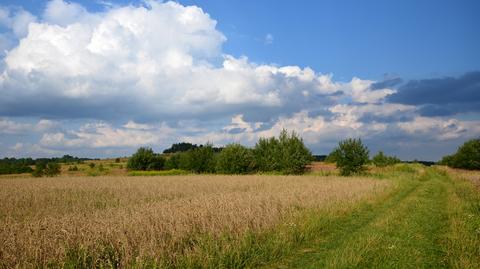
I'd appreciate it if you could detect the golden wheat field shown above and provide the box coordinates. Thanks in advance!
[0,175,390,267]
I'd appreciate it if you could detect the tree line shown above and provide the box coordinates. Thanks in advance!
[0,155,93,175]
[127,130,314,175]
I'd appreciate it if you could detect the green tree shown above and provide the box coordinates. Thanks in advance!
[127,147,165,171]
[44,162,61,177]
[254,129,312,174]
[32,162,61,177]
[216,143,255,174]
[253,137,281,172]
[330,138,369,176]
[277,130,313,174]
[441,138,480,170]
[181,144,217,173]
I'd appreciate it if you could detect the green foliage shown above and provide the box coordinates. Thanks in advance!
[440,138,480,170]
[330,138,369,176]
[179,144,217,173]
[32,162,61,177]
[254,129,313,174]
[88,163,95,169]
[127,147,165,171]
[164,153,182,170]
[254,137,281,172]
[216,144,255,174]
[372,151,401,167]
[163,142,199,153]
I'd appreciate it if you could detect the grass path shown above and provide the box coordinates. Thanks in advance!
[264,167,479,269]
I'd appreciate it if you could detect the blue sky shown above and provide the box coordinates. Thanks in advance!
[0,0,479,160]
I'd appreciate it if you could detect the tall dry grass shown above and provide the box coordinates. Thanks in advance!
[0,175,390,267]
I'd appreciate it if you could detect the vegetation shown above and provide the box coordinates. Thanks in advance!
[216,143,255,174]
[163,142,199,153]
[127,147,165,171]
[0,173,388,268]
[372,151,401,167]
[1,166,479,268]
[0,155,90,175]
[253,130,313,174]
[179,143,217,173]
[329,138,370,176]
[31,162,61,177]
[135,130,312,175]
[440,138,480,170]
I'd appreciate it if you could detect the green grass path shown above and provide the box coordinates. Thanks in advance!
[264,167,480,269]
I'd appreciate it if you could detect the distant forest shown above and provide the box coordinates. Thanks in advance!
[0,155,93,175]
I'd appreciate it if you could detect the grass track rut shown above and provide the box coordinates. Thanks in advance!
[268,168,455,269]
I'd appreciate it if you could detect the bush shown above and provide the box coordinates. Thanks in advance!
[216,144,255,174]
[254,137,281,172]
[178,144,217,173]
[32,162,61,177]
[329,138,369,176]
[372,151,401,167]
[68,165,79,171]
[254,129,312,174]
[440,138,480,170]
[164,153,182,170]
[44,162,61,177]
[127,147,165,171]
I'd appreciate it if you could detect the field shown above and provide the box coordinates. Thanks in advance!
[0,164,479,268]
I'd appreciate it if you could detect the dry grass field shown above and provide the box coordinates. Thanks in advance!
[0,174,390,268]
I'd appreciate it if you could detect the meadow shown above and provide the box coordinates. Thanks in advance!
[0,164,479,268]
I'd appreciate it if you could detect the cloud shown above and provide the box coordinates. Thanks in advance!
[39,121,174,149]
[0,6,37,38]
[397,116,480,140]
[0,0,385,123]
[264,33,274,45]
[387,71,480,116]
[0,118,59,134]
[0,0,479,161]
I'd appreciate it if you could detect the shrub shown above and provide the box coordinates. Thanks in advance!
[127,147,165,171]
[254,129,312,174]
[32,162,46,177]
[179,144,217,173]
[88,163,95,169]
[44,162,61,177]
[164,153,182,170]
[216,144,255,174]
[68,165,79,171]
[254,137,281,172]
[277,130,313,174]
[372,151,401,167]
[32,162,61,177]
[440,138,480,170]
[330,138,369,176]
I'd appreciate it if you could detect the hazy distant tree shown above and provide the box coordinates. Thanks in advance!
[372,151,401,167]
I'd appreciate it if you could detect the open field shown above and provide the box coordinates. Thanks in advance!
[0,165,479,268]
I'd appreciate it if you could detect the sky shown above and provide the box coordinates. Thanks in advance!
[0,0,479,161]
